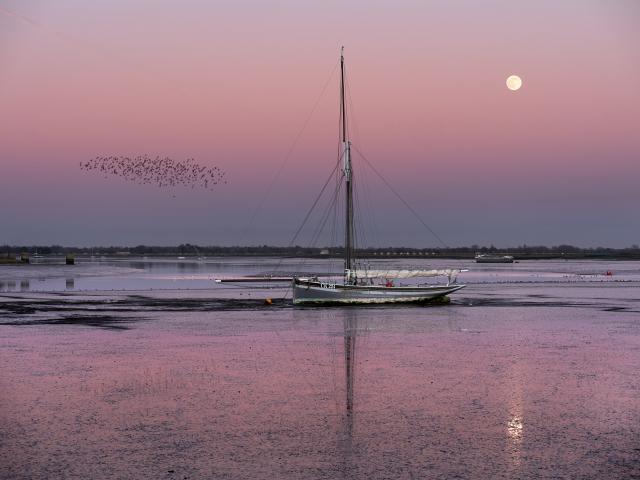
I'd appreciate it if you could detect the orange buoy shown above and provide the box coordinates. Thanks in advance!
[264,298,273,305]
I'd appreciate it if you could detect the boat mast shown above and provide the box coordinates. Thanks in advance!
[341,47,354,283]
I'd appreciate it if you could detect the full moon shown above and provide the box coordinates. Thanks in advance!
[506,75,522,91]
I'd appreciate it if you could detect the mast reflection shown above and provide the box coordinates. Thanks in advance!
[343,309,358,436]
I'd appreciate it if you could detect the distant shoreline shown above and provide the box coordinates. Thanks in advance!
[2,244,640,261]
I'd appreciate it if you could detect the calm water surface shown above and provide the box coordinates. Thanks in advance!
[1,258,639,479]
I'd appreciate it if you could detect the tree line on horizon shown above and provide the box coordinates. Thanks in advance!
[2,243,640,259]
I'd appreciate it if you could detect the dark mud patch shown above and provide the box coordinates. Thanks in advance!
[459,297,585,308]
[2,294,638,330]
[603,306,629,312]
[0,303,40,315]
[121,297,291,312]
[457,297,639,313]
[0,297,292,328]
[1,314,138,330]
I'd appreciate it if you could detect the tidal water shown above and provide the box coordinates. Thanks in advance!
[1,258,639,479]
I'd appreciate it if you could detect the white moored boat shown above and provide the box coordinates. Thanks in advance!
[217,49,465,305]
[291,49,464,305]
[292,277,464,305]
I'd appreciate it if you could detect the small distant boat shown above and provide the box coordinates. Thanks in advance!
[475,253,514,263]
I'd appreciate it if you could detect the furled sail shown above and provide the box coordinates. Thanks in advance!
[353,269,460,280]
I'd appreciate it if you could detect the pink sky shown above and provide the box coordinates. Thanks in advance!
[1,1,639,247]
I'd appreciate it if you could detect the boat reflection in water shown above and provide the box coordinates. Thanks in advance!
[334,308,362,471]
[342,310,358,439]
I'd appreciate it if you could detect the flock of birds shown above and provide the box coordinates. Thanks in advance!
[80,155,226,191]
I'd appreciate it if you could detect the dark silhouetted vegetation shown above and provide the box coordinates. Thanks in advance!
[1,244,640,260]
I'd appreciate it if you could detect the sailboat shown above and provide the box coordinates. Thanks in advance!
[217,48,465,305]
[291,49,464,305]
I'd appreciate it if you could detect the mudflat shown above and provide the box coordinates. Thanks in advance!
[1,259,639,479]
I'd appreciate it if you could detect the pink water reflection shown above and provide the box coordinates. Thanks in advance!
[1,300,639,478]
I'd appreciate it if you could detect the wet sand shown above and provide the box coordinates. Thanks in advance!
[1,262,640,479]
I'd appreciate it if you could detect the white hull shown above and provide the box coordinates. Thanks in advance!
[292,278,465,305]
[217,52,468,308]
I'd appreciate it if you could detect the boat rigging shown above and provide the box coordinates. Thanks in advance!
[218,48,465,304]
